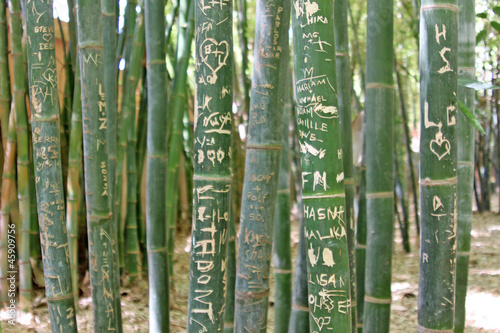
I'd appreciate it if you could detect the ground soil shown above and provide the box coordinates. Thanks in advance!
[1,196,499,332]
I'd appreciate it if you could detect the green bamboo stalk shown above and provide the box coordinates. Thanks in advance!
[234,1,290,331]
[145,0,169,327]
[186,0,232,330]
[395,64,420,237]
[363,0,395,330]
[124,9,145,283]
[8,0,32,310]
[292,1,352,331]
[236,0,249,117]
[355,158,366,333]
[166,0,193,284]
[29,130,43,288]
[272,74,292,333]
[334,0,357,329]
[418,0,458,331]
[455,0,475,331]
[75,0,123,328]
[288,199,310,332]
[25,0,78,329]
[66,53,83,305]
[0,0,10,151]
[0,110,15,305]
[136,72,148,273]
[114,0,138,274]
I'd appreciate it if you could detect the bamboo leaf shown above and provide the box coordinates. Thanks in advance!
[458,78,500,90]
[476,12,487,18]
[476,29,487,44]
[493,7,500,16]
[457,99,486,135]
[491,21,500,32]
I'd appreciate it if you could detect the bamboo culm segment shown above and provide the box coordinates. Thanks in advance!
[66,55,83,304]
[25,0,78,330]
[418,1,458,332]
[0,0,10,148]
[8,0,32,309]
[124,10,145,283]
[292,1,351,331]
[363,0,395,330]
[455,0,475,331]
[355,162,367,333]
[234,1,290,331]
[145,0,169,327]
[272,77,292,333]
[288,199,310,333]
[334,0,357,329]
[187,0,233,330]
[76,0,122,328]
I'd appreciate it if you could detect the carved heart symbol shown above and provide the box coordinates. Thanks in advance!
[430,133,450,160]
[199,38,229,84]
[42,33,53,42]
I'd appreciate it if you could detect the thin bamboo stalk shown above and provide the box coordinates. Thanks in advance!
[8,0,32,309]
[334,0,357,329]
[272,81,292,333]
[25,0,78,329]
[0,110,16,305]
[418,0,458,330]
[66,53,82,305]
[288,199,310,332]
[0,0,10,150]
[355,159,367,333]
[124,10,145,283]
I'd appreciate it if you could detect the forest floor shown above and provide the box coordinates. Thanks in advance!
[1,195,499,332]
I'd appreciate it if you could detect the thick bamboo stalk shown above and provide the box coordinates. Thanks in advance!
[292,1,352,331]
[418,0,458,331]
[334,0,357,329]
[76,0,123,328]
[8,0,32,310]
[25,0,78,329]
[363,0,395,329]
[455,0,475,330]
[0,110,16,305]
[272,75,292,333]
[288,199,310,333]
[186,0,232,330]
[145,0,169,327]
[234,1,290,331]
[0,0,10,150]
[66,54,82,304]
[124,10,145,283]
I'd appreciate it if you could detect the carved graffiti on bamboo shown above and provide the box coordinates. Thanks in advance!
[198,38,229,84]
[435,24,452,74]
[424,101,452,160]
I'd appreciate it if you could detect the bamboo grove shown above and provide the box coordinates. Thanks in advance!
[0,0,498,332]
